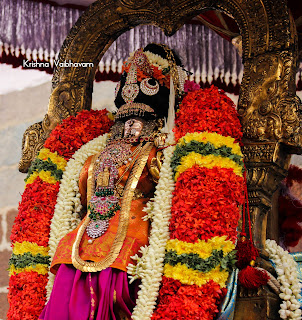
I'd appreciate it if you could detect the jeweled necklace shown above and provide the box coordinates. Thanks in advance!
[86,139,142,241]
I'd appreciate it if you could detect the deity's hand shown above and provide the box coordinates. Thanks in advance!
[124,118,144,138]
[149,150,164,183]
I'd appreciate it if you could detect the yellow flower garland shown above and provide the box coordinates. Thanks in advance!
[174,152,243,180]
[25,170,58,185]
[13,241,49,256]
[9,264,49,276]
[166,236,235,259]
[164,264,229,288]
[38,148,67,171]
[178,132,242,156]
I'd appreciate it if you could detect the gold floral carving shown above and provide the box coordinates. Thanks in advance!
[238,51,302,150]
[242,142,291,248]
[19,121,45,173]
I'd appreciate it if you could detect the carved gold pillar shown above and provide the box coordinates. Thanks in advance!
[242,142,291,249]
[233,142,291,320]
[234,32,301,320]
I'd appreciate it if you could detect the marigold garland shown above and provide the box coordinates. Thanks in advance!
[152,277,226,320]
[174,86,242,142]
[174,152,243,180]
[166,236,235,258]
[25,158,63,183]
[178,132,242,155]
[152,86,244,320]
[37,148,67,170]
[13,241,49,256]
[7,272,48,320]
[164,264,230,288]
[8,109,113,320]
[25,170,58,185]
[9,264,49,276]
[171,139,243,176]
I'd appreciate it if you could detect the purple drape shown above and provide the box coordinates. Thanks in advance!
[39,264,136,320]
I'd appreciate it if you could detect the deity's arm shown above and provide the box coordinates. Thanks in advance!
[148,133,167,183]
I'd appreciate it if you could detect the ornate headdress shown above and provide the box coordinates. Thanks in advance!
[114,43,186,129]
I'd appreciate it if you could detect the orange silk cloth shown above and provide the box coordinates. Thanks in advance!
[50,146,157,274]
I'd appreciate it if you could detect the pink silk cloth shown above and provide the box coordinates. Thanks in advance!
[39,264,136,320]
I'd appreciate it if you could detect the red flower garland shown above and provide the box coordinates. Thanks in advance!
[174,86,242,142]
[153,277,226,320]
[170,166,244,243]
[8,109,113,320]
[8,272,48,320]
[11,178,60,246]
[153,86,244,319]
[44,109,113,160]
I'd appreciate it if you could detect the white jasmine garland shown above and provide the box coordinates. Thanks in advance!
[128,135,175,320]
[144,51,170,70]
[46,133,108,299]
[265,239,302,320]
[127,50,169,70]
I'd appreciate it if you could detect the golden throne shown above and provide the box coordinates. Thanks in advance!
[19,1,302,319]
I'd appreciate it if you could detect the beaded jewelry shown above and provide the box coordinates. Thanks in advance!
[114,81,121,98]
[121,83,140,103]
[86,139,142,240]
[115,102,156,120]
[122,64,140,103]
[140,78,160,96]
[132,49,153,76]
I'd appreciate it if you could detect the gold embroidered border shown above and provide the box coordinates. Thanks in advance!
[72,142,154,272]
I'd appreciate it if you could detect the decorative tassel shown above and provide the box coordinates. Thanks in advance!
[235,236,259,270]
[235,169,270,289]
[238,266,270,289]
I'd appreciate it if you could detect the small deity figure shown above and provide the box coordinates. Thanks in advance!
[39,43,185,320]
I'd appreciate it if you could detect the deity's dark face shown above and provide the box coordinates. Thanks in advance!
[123,118,144,138]
[114,44,183,122]
[114,47,171,121]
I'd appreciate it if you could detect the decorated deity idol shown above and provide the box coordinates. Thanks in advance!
[38,43,186,320]
[9,43,249,320]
